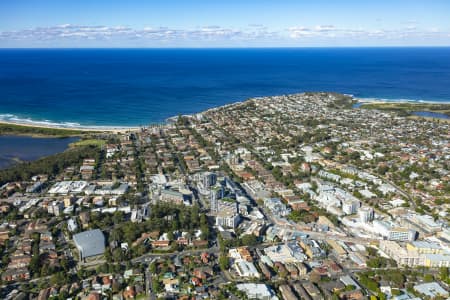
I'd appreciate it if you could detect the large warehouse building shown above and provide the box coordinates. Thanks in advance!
[73,229,105,261]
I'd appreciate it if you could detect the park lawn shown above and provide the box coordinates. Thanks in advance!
[0,123,87,137]
[360,102,450,116]
[70,139,106,147]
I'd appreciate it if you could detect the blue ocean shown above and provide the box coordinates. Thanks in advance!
[0,48,449,127]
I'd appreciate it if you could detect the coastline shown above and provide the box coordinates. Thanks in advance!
[356,97,450,105]
[1,94,450,133]
[0,120,139,134]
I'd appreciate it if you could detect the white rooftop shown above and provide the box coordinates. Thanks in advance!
[236,283,278,300]
[414,282,448,298]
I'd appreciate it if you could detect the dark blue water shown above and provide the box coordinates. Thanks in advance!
[0,48,449,126]
[0,136,79,169]
[412,111,450,119]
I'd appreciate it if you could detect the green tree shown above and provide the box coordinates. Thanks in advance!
[167,230,175,241]
[345,285,356,291]
[60,257,70,272]
[149,262,157,274]
[424,273,434,282]
[50,272,66,286]
[440,267,449,280]
[377,292,387,300]
[219,255,230,271]
[112,248,124,262]
[240,234,259,246]
[152,277,162,293]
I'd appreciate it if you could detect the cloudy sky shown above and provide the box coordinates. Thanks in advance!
[1,0,449,47]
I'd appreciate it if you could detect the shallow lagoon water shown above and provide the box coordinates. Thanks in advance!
[0,135,79,169]
[411,111,450,119]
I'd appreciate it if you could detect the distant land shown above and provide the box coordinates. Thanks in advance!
[1,47,450,127]
[1,91,449,170]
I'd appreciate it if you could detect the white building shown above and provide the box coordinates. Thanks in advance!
[48,201,64,216]
[209,186,223,213]
[373,220,391,237]
[236,283,279,300]
[264,243,307,263]
[414,282,449,298]
[215,201,241,228]
[412,215,442,233]
[358,207,374,223]
[388,227,417,242]
[48,181,88,195]
[342,199,360,215]
[359,189,376,199]
[379,240,423,267]
[234,260,260,278]
[216,212,241,228]
[67,218,78,232]
[264,198,291,217]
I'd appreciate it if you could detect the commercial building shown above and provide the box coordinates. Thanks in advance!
[388,227,417,242]
[381,240,450,268]
[209,185,223,213]
[422,253,450,267]
[411,215,442,233]
[26,181,43,193]
[48,181,88,195]
[299,239,326,258]
[234,260,260,278]
[215,200,241,228]
[236,283,278,300]
[160,188,192,205]
[73,229,105,261]
[48,201,64,216]
[358,207,374,223]
[380,241,423,267]
[407,241,443,254]
[264,198,291,217]
[414,282,449,298]
[216,210,240,228]
[373,220,417,241]
[342,199,360,215]
[202,172,217,189]
[264,243,307,263]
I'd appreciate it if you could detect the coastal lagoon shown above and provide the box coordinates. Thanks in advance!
[412,111,450,119]
[0,136,79,169]
[0,48,450,127]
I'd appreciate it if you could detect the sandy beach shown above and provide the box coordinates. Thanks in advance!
[0,120,140,133]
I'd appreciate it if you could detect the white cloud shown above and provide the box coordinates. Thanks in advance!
[0,23,448,46]
[429,27,440,33]
[288,27,313,38]
[314,25,336,32]
[0,24,275,43]
[286,24,450,41]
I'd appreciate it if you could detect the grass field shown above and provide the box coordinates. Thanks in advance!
[0,123,88,137]
[69,139,106,147]
[360,102,450,117]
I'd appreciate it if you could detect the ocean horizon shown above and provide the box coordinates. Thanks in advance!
[1,47,450,127]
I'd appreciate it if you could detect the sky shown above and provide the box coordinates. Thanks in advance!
[0,0,449,47]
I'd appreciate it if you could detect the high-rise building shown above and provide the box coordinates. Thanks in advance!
[210,186,223,213]
[358,207,374,223]
[216,200,240,228]
[202,172,217,189]
[342,199,360,215]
